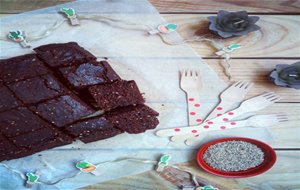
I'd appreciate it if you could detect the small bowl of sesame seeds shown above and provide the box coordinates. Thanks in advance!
[196,137,276,178]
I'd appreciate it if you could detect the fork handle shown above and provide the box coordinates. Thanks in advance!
[205,101,238,121]
[185,92,202,126]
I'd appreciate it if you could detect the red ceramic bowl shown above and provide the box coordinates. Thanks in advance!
[196,137,277,178]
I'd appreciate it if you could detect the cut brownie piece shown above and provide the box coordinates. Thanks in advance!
[34,42,96,67]
[64,116,122,143]
[10,127,73,151]
[88,80,145,111]
[0,107,48,137]
[0,54,49,83]
[31,95,94,127]
[0,84,21,112]
[0,134,24,161]
[8,74,69,104]
[58,60,120,89]
[104,104,159,134]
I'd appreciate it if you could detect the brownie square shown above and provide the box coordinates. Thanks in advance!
[104,104,159,134]
[8,74,69,104]
[0,84,21,112]
[31,95,94,127]
[64,116,122,143]
[0,107,48,137]
[10,127,73,150]
[34,42,96,67]
[0,135,24,161]
[88,80,145,111]
[0,54,49,83]
[58,60,120,89]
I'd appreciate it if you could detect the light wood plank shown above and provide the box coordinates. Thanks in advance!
[1,0,300,14]
[0,0,73,13]
[82,151,300,190]
[150,0,300,13]
[162,14,300,58]
[206,59,300,102]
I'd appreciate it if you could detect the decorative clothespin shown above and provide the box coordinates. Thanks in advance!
[155,154,171,172]
[215,43,241,56]
[76,161,100,176]
[25,172,40,188]
[8,30,30,48]
[148,23,177,35]
[60,8,79,25]
[182,185,219,190]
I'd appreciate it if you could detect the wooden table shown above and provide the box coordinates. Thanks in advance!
[1,0,299,189]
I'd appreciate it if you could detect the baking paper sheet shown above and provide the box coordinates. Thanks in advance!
[0,1,273,189]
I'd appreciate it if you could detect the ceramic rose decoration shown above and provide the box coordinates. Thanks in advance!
[208,10,260,38]
[269,62,300,89]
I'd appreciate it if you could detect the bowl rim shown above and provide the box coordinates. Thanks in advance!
[196,137,277,178]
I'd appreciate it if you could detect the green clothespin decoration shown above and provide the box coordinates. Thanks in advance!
[8,30,30,48]
[216,43,241,56]
[149,23,177,35]
[156,154,171,172]
[76,161,100,176]
[60,8,79,25]
[26,172,39,187]
[183,185,219,190]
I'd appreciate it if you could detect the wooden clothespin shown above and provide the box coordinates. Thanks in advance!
[215,43,241,56]
[155,154,171,172]
[25,172,40,188]
[148,23,177,35]
[76,161,100,176]
[8,30,30,48]
[61,8,79,26]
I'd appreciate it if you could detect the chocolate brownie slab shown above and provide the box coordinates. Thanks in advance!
[31,95,94,127]
[10,127,73,150]
[0,54,49,83]
[0,134,24,161]
[8,74,69,104]
[34,42,96,67]
[104,104,159,134]
[0,84,21,112]
[88,80,145,111]
[0,107,48,137]
[64,116,122,143]
[58,60,120,89]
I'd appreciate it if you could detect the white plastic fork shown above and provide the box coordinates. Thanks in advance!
[185,114,288,146]
[180,70,203,126]
[170,81,253,142]
[156,92,281,138]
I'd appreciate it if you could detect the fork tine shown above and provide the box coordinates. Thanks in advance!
[245,82,254,90]
[233,81,243,87]
[262,92,275,97]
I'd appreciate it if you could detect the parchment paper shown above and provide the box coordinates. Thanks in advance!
[0,1,273,189]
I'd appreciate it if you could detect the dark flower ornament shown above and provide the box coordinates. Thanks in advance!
[208,10,260,38]
[269,62,300,89]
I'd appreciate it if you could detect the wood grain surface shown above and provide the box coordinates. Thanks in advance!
[0,0,299,189]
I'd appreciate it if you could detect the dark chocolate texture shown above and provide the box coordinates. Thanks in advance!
[59,61,120,89]
[31,95,94,127]
[34,42,96,67]
[0,84,21,112]
[8,74,69,104]
[88,80,145,111]
[64,116,122,143]
[0,107,49,137]
[104,104,159,134]
[0,54,49,83]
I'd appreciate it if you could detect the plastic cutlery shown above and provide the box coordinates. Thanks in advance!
[179,70,203,126]
[185,114,288,146]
